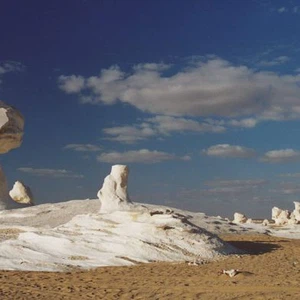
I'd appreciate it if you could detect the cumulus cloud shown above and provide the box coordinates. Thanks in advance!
[261,149,300,163]
[58,75,85,94]
[18,167,83,178]
[58,58,300,122]
[203,144,256,158]
[97,149,188,163]
[63,144,102,152]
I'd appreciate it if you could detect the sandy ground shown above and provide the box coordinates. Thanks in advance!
[0,234,299,299]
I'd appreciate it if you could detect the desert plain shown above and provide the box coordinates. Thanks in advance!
[0,233,299,300]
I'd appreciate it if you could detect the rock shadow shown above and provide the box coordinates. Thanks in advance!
[226,240,281,255]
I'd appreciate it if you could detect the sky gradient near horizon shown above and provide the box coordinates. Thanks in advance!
[2,0,300,218]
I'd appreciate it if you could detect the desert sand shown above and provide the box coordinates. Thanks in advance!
[0,233,299,299]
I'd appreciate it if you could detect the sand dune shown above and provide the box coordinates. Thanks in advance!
[0,234,299,299]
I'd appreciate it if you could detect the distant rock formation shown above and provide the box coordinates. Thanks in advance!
[0,101,25,209]
[233,212,247,224]
[272,203,300,225]
[97,165,133,213]
[9,181,34,205]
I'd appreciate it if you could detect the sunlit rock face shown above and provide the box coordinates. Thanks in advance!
[272,207,290,226]
[97,165,132,213]
[233,212,247,224]
[9,181,34,205]
[291,201,300,222]
[0,101,24,154]
[0,101,25,209]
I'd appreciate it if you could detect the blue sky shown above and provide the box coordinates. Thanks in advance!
[1,0,300,218]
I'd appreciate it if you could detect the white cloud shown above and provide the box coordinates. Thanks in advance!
[257,56,290,67]
[103,116,225,144]
[58,75,85,94]
[203,144,256,158]
[18,167,83,178]
[261,149,300,163]
[280,173,300,178]
[0,61,25,75]
[58,58,300,122]
[103,124,156,144]
[293,6,299,13]
[63,144,102,152]
[228,118,258,128]
[97,149,188,164]
[277,7,287,13]
[205,179,268,187]
[146,115,225,134]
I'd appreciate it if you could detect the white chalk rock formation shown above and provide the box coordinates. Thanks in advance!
[262,219,269,226]
[9,181,34,205]
[97,165,133,213]
[0,101,24,154]
[233,212,247,224]
[291,201,300,222]
[0,101,25,209]
[272,207,290,226]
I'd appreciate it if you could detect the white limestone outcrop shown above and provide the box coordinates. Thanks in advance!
[0,101,25,209]
[97,165,133,213]
[0,101,24,154]
[272,207,290,225]
[9,181,34,205]
[233,212,247,224]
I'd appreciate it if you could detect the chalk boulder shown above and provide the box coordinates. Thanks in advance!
[0,101,24,154]
[9,181,34,205]
[233,212,247,224]
[97,165,132,213]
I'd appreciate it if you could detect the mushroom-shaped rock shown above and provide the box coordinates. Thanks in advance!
[0,101,24,154]
[233,212,247,224]
[9,181,34,205]
[97,165,132,213]
[0,101,24,209]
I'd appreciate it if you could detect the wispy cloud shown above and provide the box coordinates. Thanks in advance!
[63,144,102,152]
[277,7,287,13]
[257,56,289,67]
[103,116,225,144]
[97,149,190,164]
[261,149,300,163]
[0,61,25,75]
[18,167,84,178]
[202,144,256,158]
